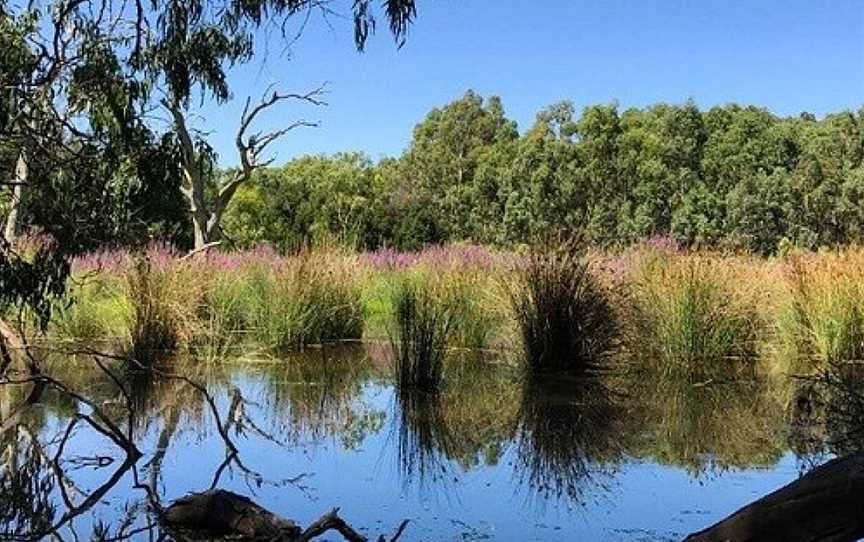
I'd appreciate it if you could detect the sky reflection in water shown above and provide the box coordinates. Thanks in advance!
[0,345,838,541]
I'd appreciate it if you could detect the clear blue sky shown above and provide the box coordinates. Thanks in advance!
[196,0,864,166]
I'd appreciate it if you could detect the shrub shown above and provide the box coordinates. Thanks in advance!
[509,241,616,372]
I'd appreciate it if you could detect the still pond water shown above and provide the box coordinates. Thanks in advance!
[0,344,841,540]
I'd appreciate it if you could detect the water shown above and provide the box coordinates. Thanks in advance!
[0,345,843,540]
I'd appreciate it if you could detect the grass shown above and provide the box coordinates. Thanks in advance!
[53,276,130,344]
[769,251,864,374]
[123,258,198,367]
[235,257,364,353]
[625,251,762,375]
[50,242,864,376]
[389,279,456,393]
[509,241,616,372]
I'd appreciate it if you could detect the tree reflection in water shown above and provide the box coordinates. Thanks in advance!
[5,342,857,539]
[0,427,57,538]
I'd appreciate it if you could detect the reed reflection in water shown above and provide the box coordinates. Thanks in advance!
[513,374,623,505]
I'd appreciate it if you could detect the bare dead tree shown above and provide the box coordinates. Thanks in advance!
[163,84,327,251]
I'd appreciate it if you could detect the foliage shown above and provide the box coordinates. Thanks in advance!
[216,94,864,254]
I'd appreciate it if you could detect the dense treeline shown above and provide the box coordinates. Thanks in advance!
[221,91,864,254]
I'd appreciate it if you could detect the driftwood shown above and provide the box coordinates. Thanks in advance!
[685,453,864,542]
[164,489,409,542]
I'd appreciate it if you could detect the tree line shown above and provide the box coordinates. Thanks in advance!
[221,92,864,255]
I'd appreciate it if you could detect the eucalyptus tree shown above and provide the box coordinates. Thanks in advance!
[0,1,422,491]
[397,90,519,245]
[137,0,419,250]
[0,0,421,322]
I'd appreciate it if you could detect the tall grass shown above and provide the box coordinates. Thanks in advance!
[190,270,250,359]
[55,242,864,375]
[239,252,365,352]
[364,265,504,349]
[53,276,129,344]
[123,259,200,367]
[770,251,864,374]
[389,280,455,393]
[509,241,616,372]
[626,252,761,374]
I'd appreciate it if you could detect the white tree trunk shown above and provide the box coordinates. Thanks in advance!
[4,151,27,245]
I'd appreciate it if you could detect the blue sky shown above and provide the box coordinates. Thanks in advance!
[195,0,864,166]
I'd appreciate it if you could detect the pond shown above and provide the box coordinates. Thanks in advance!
[0,344,848,541]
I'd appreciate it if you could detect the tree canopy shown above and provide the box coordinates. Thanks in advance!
[223,92,864,254]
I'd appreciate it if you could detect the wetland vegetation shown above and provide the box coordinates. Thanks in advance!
[1,0,862,539]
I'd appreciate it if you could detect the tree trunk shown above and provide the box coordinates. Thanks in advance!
[4,151,27,244]
[163,489,409,541]
[164,489,301,539]
[685,453,864,542]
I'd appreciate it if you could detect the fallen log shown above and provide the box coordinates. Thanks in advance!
[164,489,301,539]
[684,452,864,542]
[163,489,409,542]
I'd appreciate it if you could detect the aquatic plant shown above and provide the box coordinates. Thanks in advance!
[123,258,201,367]
[389,280,455,393]
[770,250,864,374]
[508,240,617,372]
[626,253,760,374]
[245,251,365,352]
[124,259,179,366]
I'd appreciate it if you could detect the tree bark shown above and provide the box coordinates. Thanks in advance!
[685,453,864,542]
[4,151,27,244]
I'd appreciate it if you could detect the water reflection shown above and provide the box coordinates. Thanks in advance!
[785,365,864,458]
[392,357,519,489]
[513,374,623,504]
[0,427,57,538]
[626,374,787,477]
[253,345,385,449]
[1,345,855,540]
[395,389,452,486]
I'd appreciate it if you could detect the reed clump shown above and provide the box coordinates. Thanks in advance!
[240,252,365,352]
[626,252,762,374]
[509,241,617,372]
[769,250,864,374]
[123,258,201,367]
[389,279,456,393]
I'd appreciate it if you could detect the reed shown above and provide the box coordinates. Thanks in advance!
[769,250,864,374]
[123,258,197,367]
[626,252,760,374]
[389,280,455,393]
[509,241,617,372]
